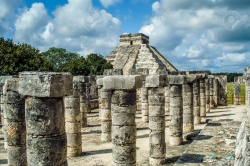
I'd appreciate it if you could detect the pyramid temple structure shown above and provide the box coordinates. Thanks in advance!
[105,33,178,75]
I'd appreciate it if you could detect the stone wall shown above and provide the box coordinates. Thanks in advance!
[234,118,250,165]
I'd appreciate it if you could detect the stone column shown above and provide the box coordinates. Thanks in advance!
[79,76,90,127]
[146,75,167,164]
[209,76,215,109]
[168,75,186,146]
[205,78,210,113]
[0,76,13,150]
[97,77,112,141]
[0,76,12,126]
[165,86,170,115]
[214,78,218,108]
[141,81,149,122]
[3,77,27,166]
[193,80,201,124]
[64,76,82,157]
[138,76,146,119]
[96,75,104,118]
[104,75,142,166]
[200,78,206,117]
[234,82,241,105]
[183,75,196,134]
[19,72,72,165]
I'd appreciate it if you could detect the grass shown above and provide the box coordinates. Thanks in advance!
[227,83,245,104]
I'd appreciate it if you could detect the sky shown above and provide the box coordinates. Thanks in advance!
[1,0,250,73]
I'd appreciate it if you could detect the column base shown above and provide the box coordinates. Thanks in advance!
[183,124,194,134]
[149,157,165,165]
[169,136,183,146]
[142,116,149,122]
[101,133,111,142]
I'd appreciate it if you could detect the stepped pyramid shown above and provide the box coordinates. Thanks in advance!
[105,33,178,75]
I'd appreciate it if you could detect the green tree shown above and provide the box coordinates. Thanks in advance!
[0,37,54,75]
[62,54,113,76]
[62,57,90,76]
[213,72,243,82]
[40,47,80,72]
[86,53,113,75]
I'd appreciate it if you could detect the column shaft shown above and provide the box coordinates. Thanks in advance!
[170,85,183,145]
[183,83,194,134]
[193,81,200,124]
[200,79,206,117]
[205,79,210,113]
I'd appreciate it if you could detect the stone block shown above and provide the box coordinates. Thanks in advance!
[66,133,82,147]
[25,97,65,136]
[149,117,165,131]
[112,112,135,126]
[101,121,112,132]
[3,77,19,93]
[112,144,136,164]
[149,143,166,158]
[145,75,167,87]
[112,126,136,145]
[0,76,14,94]
[7,146,27,166]
[96,77,104,86]
[111,91,136,106]
[5,104,25,121]
[18,72,73,97]
[27,134,67,165]
[6,121,26,146]
[65,122,81,134]
[148,106,164,117]
[103,75,142,90]
[149,131,165,145]
[167,75,187,85]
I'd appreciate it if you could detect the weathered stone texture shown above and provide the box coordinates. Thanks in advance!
[234,83,241,105]
[205,78,210,113]
[19,72,72,166]
[105,75,140,166]
[64,77,82,157]
[170,85,183,146]
[146,75,167,164]
[209,77,215,109]
[200,79,206,117]
[3,77,27,166]
[193,81,201,124]
[18,72,73,97]
[182,83,194,134]
[106,33,177,75]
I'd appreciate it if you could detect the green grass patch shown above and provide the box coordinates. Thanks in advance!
[227,83,245,104]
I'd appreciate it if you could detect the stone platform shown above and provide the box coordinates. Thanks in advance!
[175,120,241,165]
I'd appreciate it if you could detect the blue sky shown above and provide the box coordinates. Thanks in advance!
[1,0,250,73]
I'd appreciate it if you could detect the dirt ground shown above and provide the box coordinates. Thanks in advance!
[0,105,246,166]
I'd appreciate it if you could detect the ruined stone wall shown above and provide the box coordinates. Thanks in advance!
[234,118,250,165]
[216,75,227,106]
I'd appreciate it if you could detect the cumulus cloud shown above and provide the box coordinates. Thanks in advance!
[0,0,22,36]
[11,0,122,56]
[99,0,122,8]
[139,0,250,72]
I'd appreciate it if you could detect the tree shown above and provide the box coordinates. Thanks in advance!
[62,54,113,76]
[213,72,243,82]
[40,47,80,72]
[85,53,113,75]
[0,37,54,75]
[62,57,90,76]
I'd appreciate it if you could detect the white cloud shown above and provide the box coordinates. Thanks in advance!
[152,1,160,12]
[0,0,22,35]
[139,0,250,72]
[12,0,122,56]
[99,0,121,8]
